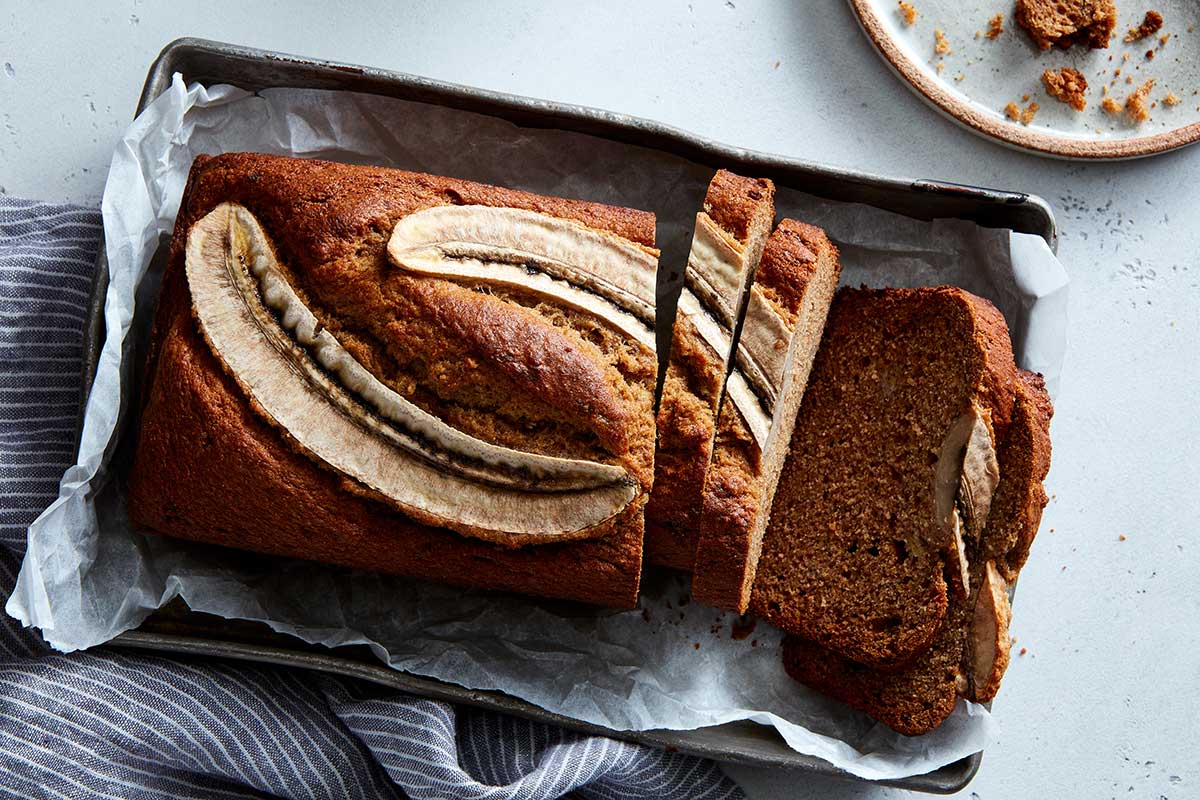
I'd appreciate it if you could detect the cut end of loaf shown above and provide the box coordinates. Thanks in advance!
[751,286,1017,669]
[691,219,842,612]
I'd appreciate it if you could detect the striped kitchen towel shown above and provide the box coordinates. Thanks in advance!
[0,196,744,800]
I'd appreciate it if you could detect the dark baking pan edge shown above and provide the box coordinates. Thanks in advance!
[74,36,1063,794]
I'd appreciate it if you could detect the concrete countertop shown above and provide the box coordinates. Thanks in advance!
[1,2,1195,797]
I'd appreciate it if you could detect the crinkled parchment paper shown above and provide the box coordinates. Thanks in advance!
[7,74,1068,780]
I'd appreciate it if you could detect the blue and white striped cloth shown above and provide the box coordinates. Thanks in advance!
[0,196,744,800]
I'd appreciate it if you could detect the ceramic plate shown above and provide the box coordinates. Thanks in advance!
[849,0,1200,159]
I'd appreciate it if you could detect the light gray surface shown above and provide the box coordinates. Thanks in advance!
[1,2,1195,798]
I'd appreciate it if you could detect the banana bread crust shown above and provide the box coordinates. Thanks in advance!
[128,153,659,607]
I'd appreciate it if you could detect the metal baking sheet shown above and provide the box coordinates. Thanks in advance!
[79,36,1060,795]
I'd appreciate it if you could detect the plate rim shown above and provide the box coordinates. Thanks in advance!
[848,0,1200,160]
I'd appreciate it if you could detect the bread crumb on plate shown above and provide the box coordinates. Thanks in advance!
[898,0,918,25]
[1124,10,1164,42]
[934,27,951,54]
[1042,67,1089,111]
[986,13,1005,38]
[1125,79,1157,123]
[1015,0,1116,50]
[1164,91,1181,106]
[1020,101,1039,124]
[1102,96,1123,114]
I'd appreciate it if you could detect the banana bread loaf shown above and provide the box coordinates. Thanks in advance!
[691,220,841,612]
[750,287,1017,669]
[781,369,1052,735]
[128,152,660,608]
[645,170,775,569]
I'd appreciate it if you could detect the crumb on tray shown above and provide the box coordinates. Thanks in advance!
[898,0,918,25]
[1021,101,1039,124]
[1102,96,1123,114]
[1164,91,1181,106]
[1042,67,1089,111]
[1005,101,1022,120]
[1124,10,1164,42]
[986,13,1005,38]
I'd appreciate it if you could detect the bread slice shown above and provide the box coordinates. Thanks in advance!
[750,287,1017,669]
[780,370,1053,735]
[645,171,775,569]
[128,153,659,608]
[691,220,841,612]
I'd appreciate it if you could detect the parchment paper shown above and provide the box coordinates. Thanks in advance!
[7,74,1069,781]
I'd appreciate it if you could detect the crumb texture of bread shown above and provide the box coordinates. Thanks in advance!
[1042,68,1089,111]
[1125,10,1164,42]
[128,152,660,608]
[646,170,775,570]
[691,220,841,612]
[781,369,1052,736]
[1016,0,1116,49]
[750,286,1016,669]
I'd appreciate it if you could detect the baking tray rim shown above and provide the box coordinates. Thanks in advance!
[75,35,1061,794]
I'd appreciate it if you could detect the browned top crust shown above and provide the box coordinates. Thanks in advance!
[751,286,1017,669]
[645,171,776,569]
[128,152,659,607]
[781,368,1053,735]
[751,220,823,328]
[1016,0,1116,50]
[702,169,776,243]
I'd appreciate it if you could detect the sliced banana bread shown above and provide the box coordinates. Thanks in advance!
[780,370,1053,735]
[750,287,1017,669]
[645,170,775,569]
[691,220,841,612]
